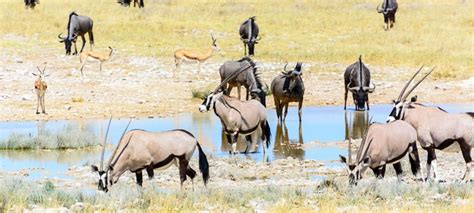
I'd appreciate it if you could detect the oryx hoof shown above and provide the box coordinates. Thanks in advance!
[36,111,40,114]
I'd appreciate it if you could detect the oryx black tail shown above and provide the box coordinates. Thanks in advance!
[196,142,210,186]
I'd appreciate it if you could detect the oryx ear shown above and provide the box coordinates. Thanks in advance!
[392,99,396,104]
[410,95,417,103]
[91,165,99,172]
[339,155,347,164]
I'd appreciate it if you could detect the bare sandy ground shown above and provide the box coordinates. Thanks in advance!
[0,35,473,121]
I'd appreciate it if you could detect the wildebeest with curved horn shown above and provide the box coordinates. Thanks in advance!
[24,0,39,9]
[340,120,421,185]
[387,66,474,182]
[344,56,375,111]
[377,0,398,30]
[118,0,144,8]
[219,57,266,105]
[58,12,94,55]
[91,119,210,192]
[239,16,260,56]
[271,62,305,124]
[199,66,271,155]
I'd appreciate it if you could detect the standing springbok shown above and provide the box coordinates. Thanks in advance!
[387,66,474,182]
[199,70,271,155]
[219,57,265,104]
[377,0,398,30]
[79,46,114,79]
[58,12,94,55]
[32,65,49,114]
[91,119,210,192]
[174,34,219,75]
[340,120,421,185]
[239,16,260,56]
[271,62,305,124]
[344,56,375,111]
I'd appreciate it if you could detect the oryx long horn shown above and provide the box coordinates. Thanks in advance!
[401,66,436,102]
[397,65,424,101]
[348,137,353,164]
[100,117,113,171]
[105,119,133,171]
[213,63,252,93]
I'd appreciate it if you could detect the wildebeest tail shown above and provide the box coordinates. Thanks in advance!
[264,120,271,148]
[196,142,210,186]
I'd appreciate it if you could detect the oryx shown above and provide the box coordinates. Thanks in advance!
[58,12,94,55]
[239,16,260,56]
[387,66,474,182]
[344,55,375,111]
[91,119,210,192]
[271,62,305,124]
[199,69,271,155]
[340,120,422,185]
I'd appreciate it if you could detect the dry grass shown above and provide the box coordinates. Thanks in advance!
[0,0,472,79]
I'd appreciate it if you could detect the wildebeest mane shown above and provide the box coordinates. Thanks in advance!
[67,12,78,32]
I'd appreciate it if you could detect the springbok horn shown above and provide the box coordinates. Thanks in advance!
[42,65,46,74]
[100,117,113,171]
[36,66,42,73]
[213,63,252,94]
[401,66,436,102]
[105,119,133,171]
[397,65,424,102]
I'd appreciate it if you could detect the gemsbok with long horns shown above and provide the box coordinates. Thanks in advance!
[340,120,422,185]
[387,66,474,182]
[271,62,305,124]
[344,56,375,111]
[91,119,210,192]
[174,33,219,75]
[32,65,49,114]
[377,0,398,30]
[239,16,260,56]
[199,67,271,155]
[58,12,94,55]
[219,57,265,105]
[79,46,114,80]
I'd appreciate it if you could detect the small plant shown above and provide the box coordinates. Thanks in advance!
[192,88,211,100]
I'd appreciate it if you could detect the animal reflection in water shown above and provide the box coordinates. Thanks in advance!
[220,131,263,154]
[273,124,304,159]
[344,111,370,140]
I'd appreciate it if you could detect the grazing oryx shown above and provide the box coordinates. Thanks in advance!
[239,16,260,56]
[271,62,305,123]
[118,0,144,8]
[79,46,114,79]
[219,57,265,105]
[199,71,271,155]
[344,56,375,111]
[24,0,39,9]
[32,65,49,114]
[174,34,219,75]
[91,119,210,192]
[377,0,398,30]
[58,12,94,55]
[387,66,474,182]
[340,120,421,185]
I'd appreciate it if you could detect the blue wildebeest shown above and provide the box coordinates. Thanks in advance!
[377,0,398,30]
[344,56,375,111]
[58,12,94,55]
[239,16,260,56]
[387,66,474,182]
[118,0,144,8]
[24,0,39,9]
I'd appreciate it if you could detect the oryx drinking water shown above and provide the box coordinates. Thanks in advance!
[387,66,474,182]
[91,119,210,192]
[340,120,421,185]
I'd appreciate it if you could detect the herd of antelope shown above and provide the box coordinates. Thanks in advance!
[21,1,472,193]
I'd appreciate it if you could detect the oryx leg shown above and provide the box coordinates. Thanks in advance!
[393,162,403,182]
[178,156,189,190]
[373,165,386,179]
[79,35,86,53]
[298,99,303,123]
[146,165,154,180]
[244,135,252,154]
[425,147,438,181]
[408,142,422,179]
[459,139,472,182]
[135,170,143,186]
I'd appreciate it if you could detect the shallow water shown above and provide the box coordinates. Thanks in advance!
[0,104,472,180]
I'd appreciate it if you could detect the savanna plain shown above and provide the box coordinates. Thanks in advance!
[0,0,473,212]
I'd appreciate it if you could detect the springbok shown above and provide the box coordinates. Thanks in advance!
[219,57,265,104]
[32,65,49,114]
[344,56,375,111]
[340,120,422,185]
[174,34,219,75]
[387,66,474,182]
[271,62,305,124]
[199,70,271,155]
[58,12,94,55]
[91,119,210,192]
[79,46,114,79]
[239,16,261,56]
[377,0,398,30]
